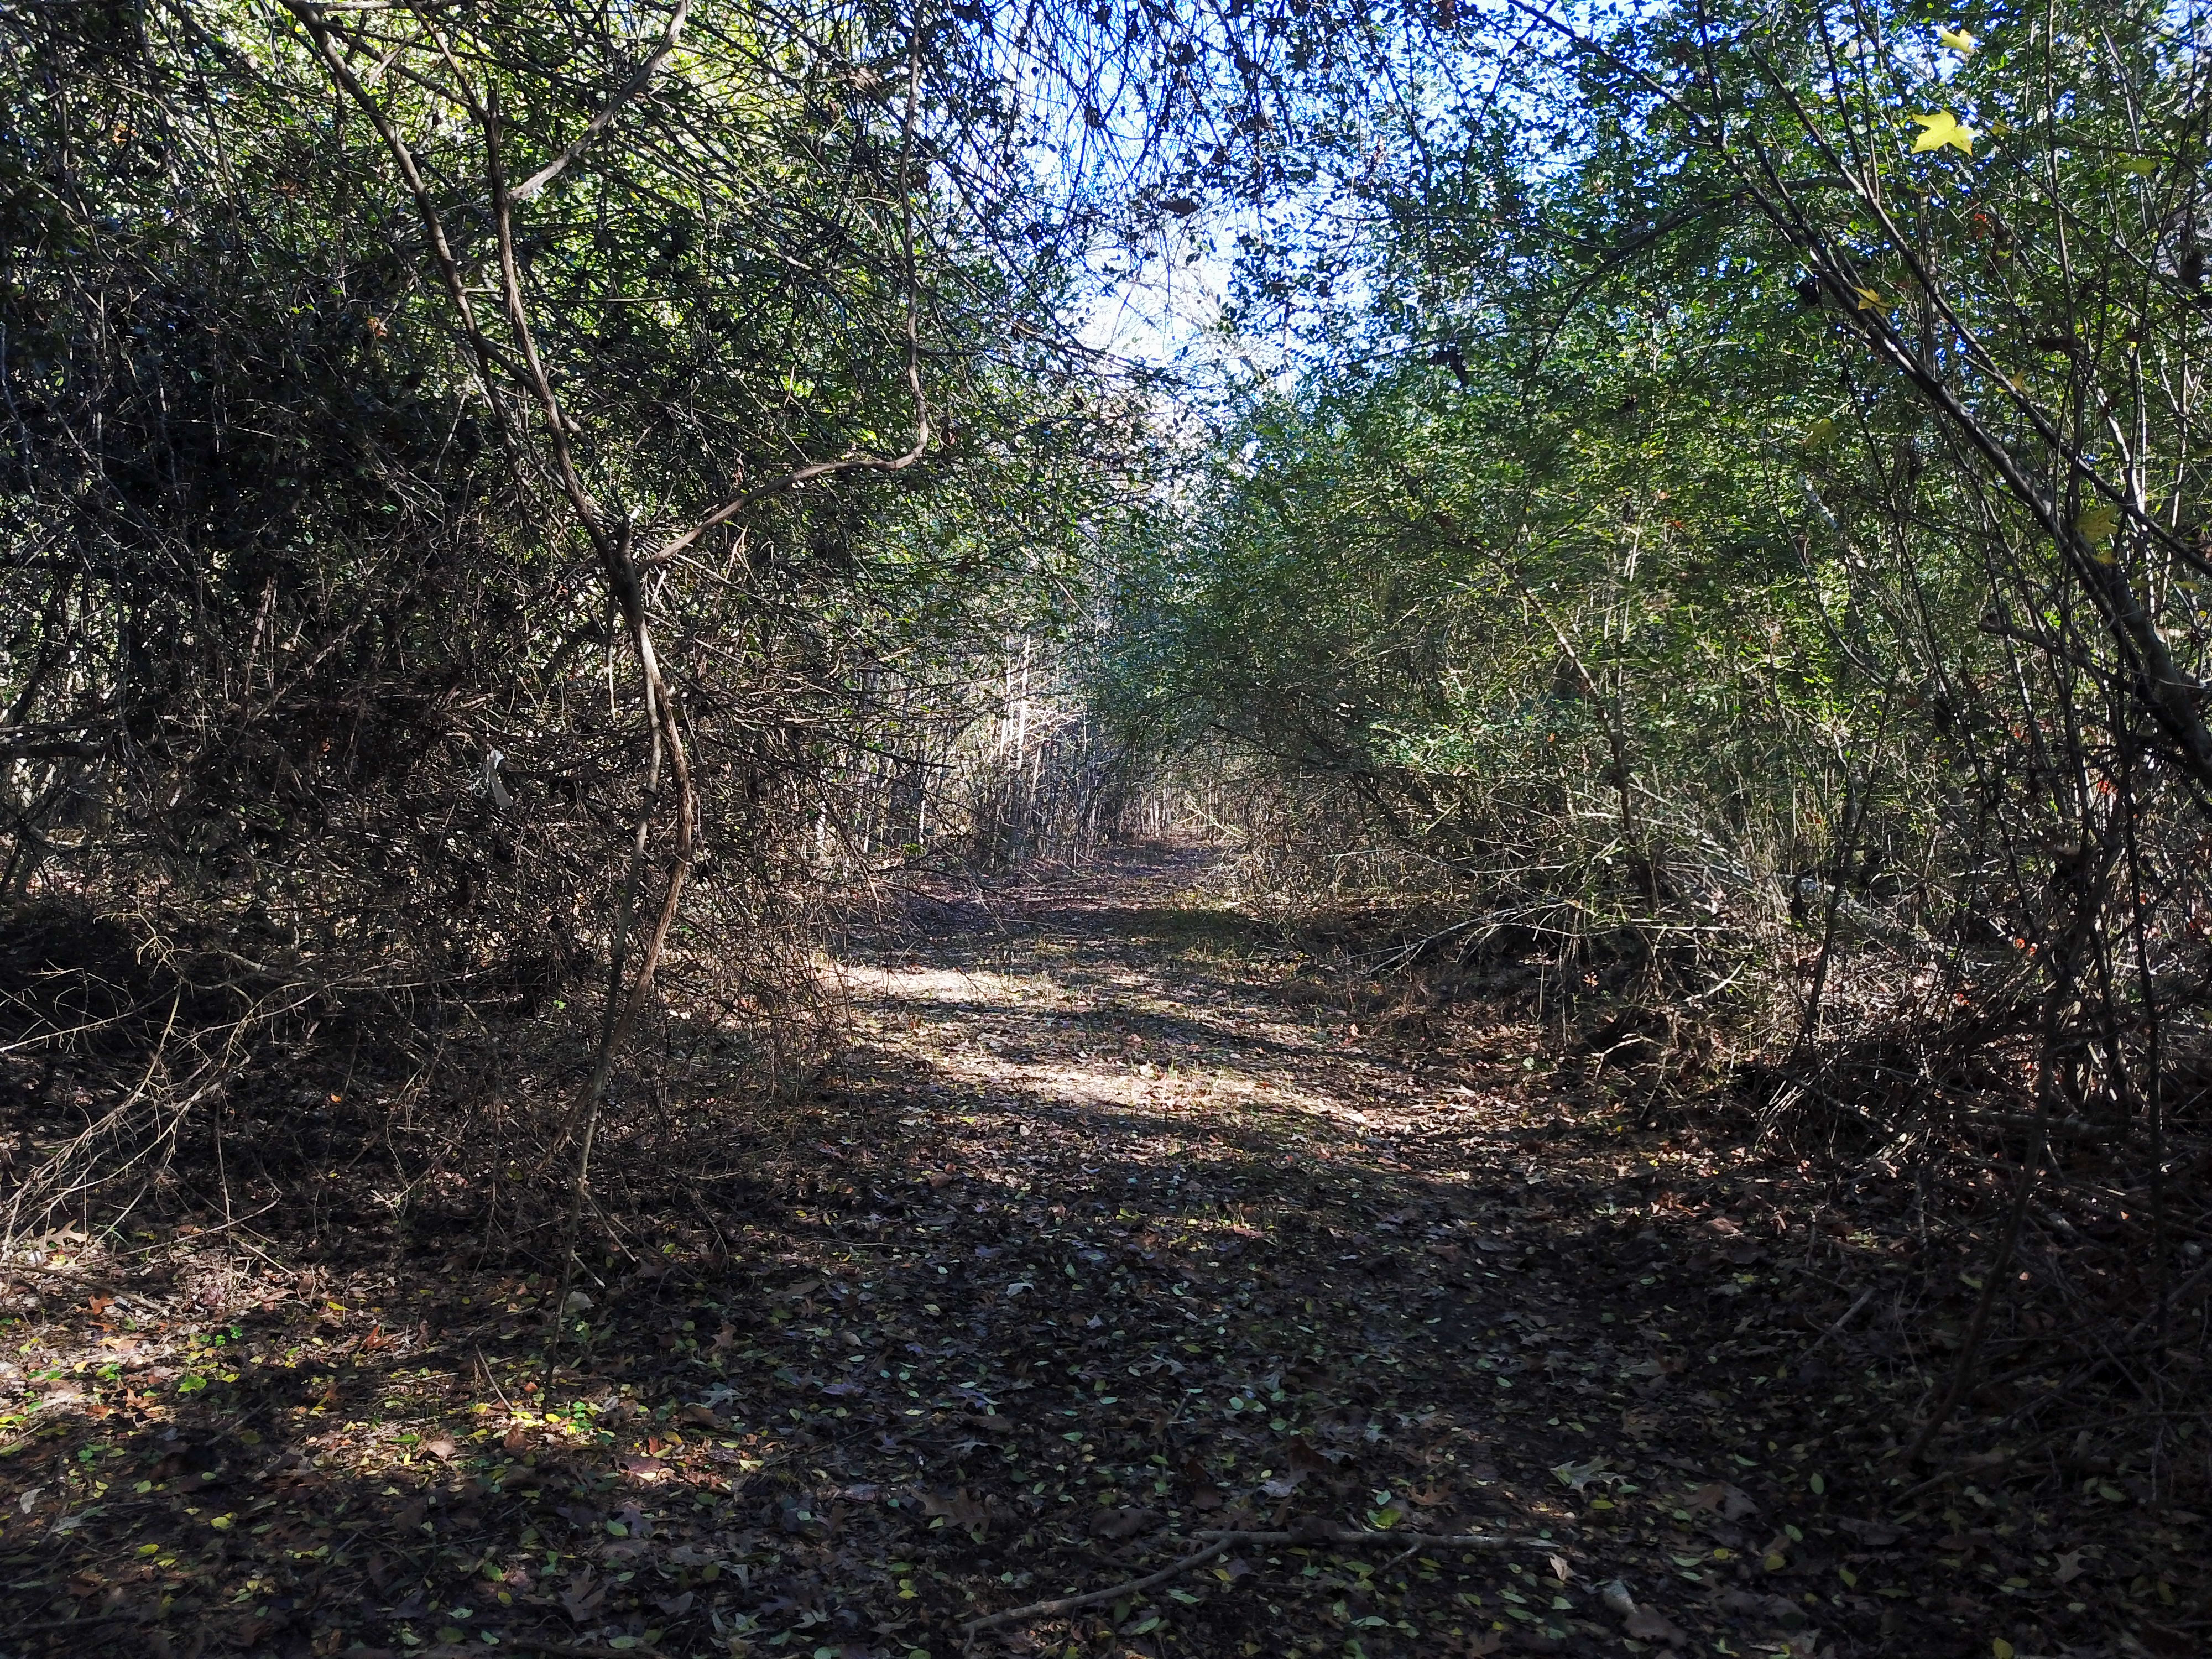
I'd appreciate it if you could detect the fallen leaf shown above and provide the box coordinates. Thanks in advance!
[922,1488,992,1529]
[1625,1605,1687,1646]
[1686,1480,1758,1520]
[1552,1456,1612,1490]
[559,1569,607,1623]
[1090,1505,1160,1540]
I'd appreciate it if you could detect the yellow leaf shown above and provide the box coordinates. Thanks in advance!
[1804,418,1836,449]
[2116,155,2159,175]
[1910,111,1977,155]
[1852,285,1884,310]
[2078,502,2121,546]
[1993,1641,2015,1659]
[1938,25,1976,55]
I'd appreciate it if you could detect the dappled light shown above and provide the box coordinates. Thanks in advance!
[8,851,2194,1658]
[4,0,2210,1653]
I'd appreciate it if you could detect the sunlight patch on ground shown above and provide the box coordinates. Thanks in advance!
[846,966,1060,1008]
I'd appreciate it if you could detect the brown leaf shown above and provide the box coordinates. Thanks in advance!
[1284,1437,1334,1473]
[1190,1484,1225,1510]
[1625,1605,1687,1646]
[675,1403,724,1430]
[559,1568,606,1623]
[1089,1505,1160,1540]
[421,1435,457,1462]
[1835,1516,1903,1547]
[922,1487,992,1530]
[1687,1480,1760,1521]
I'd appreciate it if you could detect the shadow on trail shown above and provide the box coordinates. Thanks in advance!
[0,847,2162,1659]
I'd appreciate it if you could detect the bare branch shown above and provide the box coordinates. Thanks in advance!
[506,0,696,205]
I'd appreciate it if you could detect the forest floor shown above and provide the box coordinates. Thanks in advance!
[0,846,2201,1659]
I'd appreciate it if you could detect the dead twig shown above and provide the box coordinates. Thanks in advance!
[4,1611,148,1634]
[1192,1526,1547,1549]
[960,1538,1233,1637]
[1802,1285,1877,1360]
[959,1525,1546,1636]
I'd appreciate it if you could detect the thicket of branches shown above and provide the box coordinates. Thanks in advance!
[7,0,2210,1473]
[0,0,1196,1246]
[1103,0,2212,1469]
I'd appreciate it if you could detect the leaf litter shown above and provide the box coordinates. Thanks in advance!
[0,847,2201,1658]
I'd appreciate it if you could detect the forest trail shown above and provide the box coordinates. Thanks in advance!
[805,846,2075,1659]
[0,849,2177,1659]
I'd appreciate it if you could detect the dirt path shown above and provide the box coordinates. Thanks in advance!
[0,848,2179,1659]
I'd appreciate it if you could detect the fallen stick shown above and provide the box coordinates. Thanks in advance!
[960,1526,1545,1636]
[961,1538,1233,1636]
[1802,1285,1877,1360]
[1194,1526,1543,1550]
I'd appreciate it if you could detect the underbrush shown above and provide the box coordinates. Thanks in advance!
[1207,800,2212,1506]
[0,881,842,1275]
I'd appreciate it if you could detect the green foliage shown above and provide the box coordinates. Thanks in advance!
[1112,0,2212,979]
